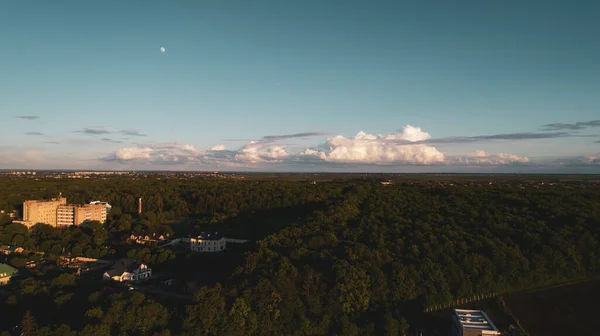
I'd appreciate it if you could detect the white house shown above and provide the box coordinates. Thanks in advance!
[190,232,226,252]
[102,259,151,282]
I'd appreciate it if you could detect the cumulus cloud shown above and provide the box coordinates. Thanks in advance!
[451,150,530,165]
[103,142,201,165]
[100,125,597,170]
[17,116,40,120]
[114,147,153,160]
[552,155,600,167]
[234,143,290,163]
[384,125,432,142]
[299,125,445,165]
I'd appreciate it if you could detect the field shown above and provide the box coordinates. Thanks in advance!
[503,279,600,335]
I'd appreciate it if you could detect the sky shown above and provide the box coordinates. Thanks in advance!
[1,0,599,172]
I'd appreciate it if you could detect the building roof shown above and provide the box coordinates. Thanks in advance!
[105,259,145,277]
[193,232,223,241]
[131,232,165,239]
[453,309,500,334]
[0,263,18,276]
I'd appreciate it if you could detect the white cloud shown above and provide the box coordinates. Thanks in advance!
[452,150,530,165]
[211,144,226,151]
[299,125,444,164]
[384,125,432,142]
[97,125,598,170]
[104,142,202,165]
[234,143,290,163]
[115,147,153,160]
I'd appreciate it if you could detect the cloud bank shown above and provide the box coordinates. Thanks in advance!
[17,116,40,120]
[451,150,530,165]
[101,126,545,169]
[299,126,445,164]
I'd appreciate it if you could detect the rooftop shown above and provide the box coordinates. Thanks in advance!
[0,263,18,276]
[453,309,500,333]
[105,258,145,277]
[25,197,66,203]
[193,232,223,241]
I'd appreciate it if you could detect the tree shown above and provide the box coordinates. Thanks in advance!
[383,312,399,336]
[51,273,76,289]
[184,284,227,335]
[226,298,253,336]
[10,256,27,268]
[399,317,410,336]
[21,310,38,336]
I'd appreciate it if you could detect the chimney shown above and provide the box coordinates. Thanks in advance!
[138,198,142,215]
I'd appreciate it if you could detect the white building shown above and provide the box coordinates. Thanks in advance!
[452,309,501,336]
[190,232,226,252]
[102,259,151,282]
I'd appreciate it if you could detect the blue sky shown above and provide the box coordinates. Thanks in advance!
[1,0,599,172]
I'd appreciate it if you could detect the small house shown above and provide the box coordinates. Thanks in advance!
[102,259,152,282]
[0,245,24,255]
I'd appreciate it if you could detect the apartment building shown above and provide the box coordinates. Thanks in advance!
[21,197,106,227]
[22,197,67,227]
[56,203,106,227]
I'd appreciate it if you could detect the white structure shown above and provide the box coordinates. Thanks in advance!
[102,259,151,282]
[452,309,501,336]
[190,232,226,252]
[90,201,112,213]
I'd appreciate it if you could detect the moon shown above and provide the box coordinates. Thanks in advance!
[160,47,166,53]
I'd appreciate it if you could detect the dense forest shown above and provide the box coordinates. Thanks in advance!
[1,175,599,335]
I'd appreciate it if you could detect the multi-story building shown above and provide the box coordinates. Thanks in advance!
[190,232,226,252]
[20,197,107,227]
[452,309,501,336]
[22,197,67,227]
[90,201,112,213]
[56,203,106,227]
